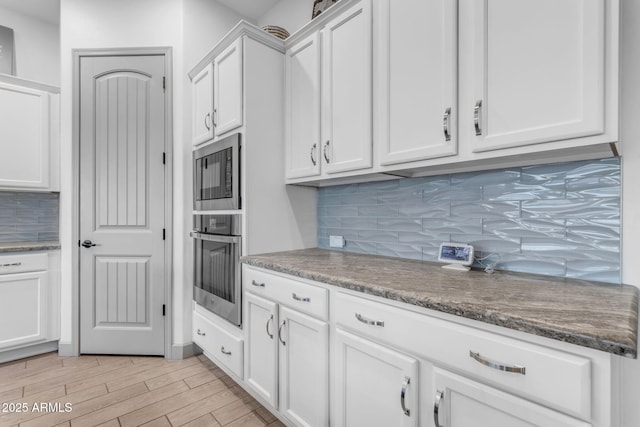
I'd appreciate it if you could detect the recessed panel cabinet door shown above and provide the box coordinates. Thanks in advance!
[377,0,458,166]
[214,38,243,137]
[432,368,591,427]
[0,271,47,349]
[285,32,322,179]
[192,63,214,146]
[0,82,50,189]
[460,0,606,152]
[279,306,329,427]
[322,0,373,174]
[333,329,418,427]
[245,292,279,408]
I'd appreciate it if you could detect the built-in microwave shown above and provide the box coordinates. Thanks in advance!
[193,133,240,211]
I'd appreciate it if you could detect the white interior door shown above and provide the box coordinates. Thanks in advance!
[79,54,166,355]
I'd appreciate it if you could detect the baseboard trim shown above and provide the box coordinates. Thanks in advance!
[0,341,59,363]
[57,341,77,357]
[170,342,196,360]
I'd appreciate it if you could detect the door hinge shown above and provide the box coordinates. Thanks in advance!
[162,152,166,165]
[162,76,166,92]
[163,304,166,316]
[163,229,166,240]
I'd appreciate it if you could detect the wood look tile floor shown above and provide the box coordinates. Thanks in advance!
[0,352,286,427]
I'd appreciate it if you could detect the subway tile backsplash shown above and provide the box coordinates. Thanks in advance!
[0,192,59,242]
[317,158,621,284]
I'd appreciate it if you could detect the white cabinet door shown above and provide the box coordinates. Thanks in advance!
[377,0,458,166]
[245,292,279,407]
[285,32,322,179]
[460,0,606,152]
[432,368,591,427]
[279,306,329,427]
[322,0,373,174]
[0,271,48,349]
[333,328,418,427]
[192,63,214,145]
[0,82,50,189]
[214,38,243,137]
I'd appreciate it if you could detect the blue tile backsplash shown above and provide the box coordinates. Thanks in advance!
[0,192,60,242]
[318,158,621,283]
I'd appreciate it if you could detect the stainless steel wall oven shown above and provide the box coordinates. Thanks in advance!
[193,133,240,211]
[191,214,241,326]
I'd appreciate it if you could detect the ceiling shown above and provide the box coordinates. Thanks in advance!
[0,0,60,24]
[216,0,279,21]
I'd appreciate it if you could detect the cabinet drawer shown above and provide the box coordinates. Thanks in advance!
[0,253,48,275]
[243,267,328,320]
[193,310,244,379]
[334,291,591,420]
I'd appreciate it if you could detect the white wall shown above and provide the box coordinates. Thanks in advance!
[59,0,184,353]
[257,0,312,35]
[620,0,640,424]
[58,0,245,357]
[0,5,59,85]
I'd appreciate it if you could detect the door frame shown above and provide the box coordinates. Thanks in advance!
[67,47,174,358]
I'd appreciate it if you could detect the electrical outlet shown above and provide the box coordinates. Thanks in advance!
[329,235,346,248]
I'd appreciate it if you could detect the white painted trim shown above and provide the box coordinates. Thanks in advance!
[0,73,60,93]
[0,340,59,364]
[71,47,174,358]
[171,343,197,360]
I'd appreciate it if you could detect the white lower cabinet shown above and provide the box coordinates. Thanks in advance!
[333,328,418,427]
[244,278,329,427]
[431,368,590,427]
[236,266,615,427]
[0,251,59,353]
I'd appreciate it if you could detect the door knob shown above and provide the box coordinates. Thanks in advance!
[81,240,97,248]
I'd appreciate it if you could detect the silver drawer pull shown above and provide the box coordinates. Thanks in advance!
[469,350,526,375]
[251,280,265,288]
[196,329,206,336]
[474,100,483,136]
[278,320,287,346]
[434,390,444,427]
[310,143,317,166]
[1,262,22,267]
[220,346,232,356]
[443,107,451,141]
[292,293,310,303]
[400,376,411,416]
[266,314,274,339]
[355,313,384,327]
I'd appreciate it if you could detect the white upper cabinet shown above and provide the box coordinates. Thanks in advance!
[285,0,373,181]
[377,0,458,166]
[285,32,322,179]
[321,0,373,175]
[459,0,612,153]
[214,38,243,137]
[192,63,214,146]
[0,77,59,191]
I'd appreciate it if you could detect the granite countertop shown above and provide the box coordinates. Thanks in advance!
[241,248,639,358]
[0,241,61,253]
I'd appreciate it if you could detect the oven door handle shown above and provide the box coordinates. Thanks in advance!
[190,231,241,245]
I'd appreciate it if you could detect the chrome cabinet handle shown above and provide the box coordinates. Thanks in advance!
[196,329,206,336]
[1,262,22,267]
[278,320,286,346]
[213,108,218,128]
[204,113,211,130]
[443,107,451,141]
[323,140,330,163]
[434,390,444,427]
[266,314,274,339]
[469,350,526,375]
[310,143,317,166]
[251,280,265,288]
[355,313,384,327]
[474,100,483,136]
[292,293,310,303]
[400,376,411,416]
[220,346,232,356]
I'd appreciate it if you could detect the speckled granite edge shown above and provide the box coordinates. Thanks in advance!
[242,249,638,358]
[0,241,61,253]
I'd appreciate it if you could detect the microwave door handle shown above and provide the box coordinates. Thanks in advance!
[190,232,241,245]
